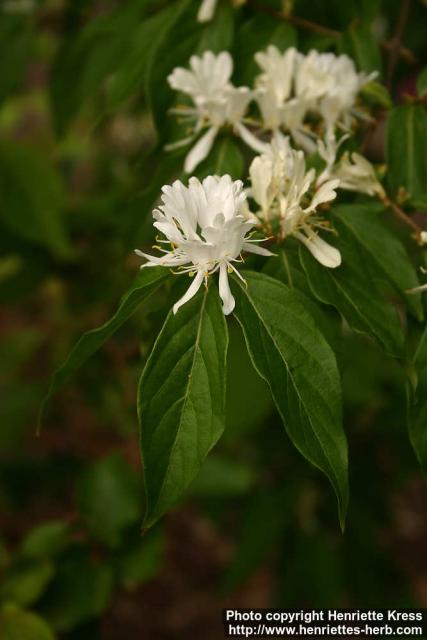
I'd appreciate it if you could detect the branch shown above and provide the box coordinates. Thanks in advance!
[247,0,417,66]
[382,196,422,238]
[386,0,412,88]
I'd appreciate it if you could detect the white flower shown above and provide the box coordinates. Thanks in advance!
[255,46,297,104]
[197,0,217,22]
[419,231,427,246]
[135,175,272,315]
[249,135,341,268]
[253,46,316,151]
[295,50,376,133]
[197,0,247,22]
[317,134,385,198]
[332,152,385,198]
[168,52,262,172]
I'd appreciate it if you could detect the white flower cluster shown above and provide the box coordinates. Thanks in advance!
[135,48,385,316]
[136,175,272,315]
[167,48,376,172]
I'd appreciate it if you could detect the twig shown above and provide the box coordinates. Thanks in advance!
[383,197,422,237]
[247,0,417,66]
[386,0,412,88]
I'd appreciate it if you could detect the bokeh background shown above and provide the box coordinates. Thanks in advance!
[0,0,426,638]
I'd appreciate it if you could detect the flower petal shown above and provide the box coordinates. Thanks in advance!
[173,271,205,314]
[234,122,270,155]
[295,231,341,268]
[197,0,217,22]
[219,263,235,315]
[242,242,274,257]
[184,126,219,173]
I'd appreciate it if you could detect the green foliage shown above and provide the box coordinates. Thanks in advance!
[339,19,382,75]
[116,528,164,590]
[1,0,427,632]
[300,214,405,356]
[407,329,427,474]
[39,548,113,632]
[76,454,141,547]
[417,66,427,98]
[232,271,348,527]
[361,81,392,108]
[194,136,244,179]
[0,559,55,608]
[20,523,70,560]
[0,142,70,258]
[138,286,228,527]
[40,268,167,425]
[0,605,55,640]
[386,104,427,200]
[332,204,423,320]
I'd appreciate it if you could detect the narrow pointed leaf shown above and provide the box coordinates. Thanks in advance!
[138,285,228,527]
[40,267,167,424]
[232,271,348,527]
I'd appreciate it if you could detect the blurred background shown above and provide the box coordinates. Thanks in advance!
[0,0,426,638]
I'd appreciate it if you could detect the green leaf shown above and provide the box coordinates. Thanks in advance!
[339,19,382,75]
[138,284,228,527]
[76,454,141,547]
[408,329,427,474]
[0,605,55,640]
[194,136,244,180]
[107,8,178,110]
[222,488,290,593]
[233,15,297,86]
[0,17,33,105]
[39,549,113,632]
[117,529,164,590]
[232,271,348,528]
[332,204,423,321]
[0,559,55,607]
[50,4,149,133]
[417,66,427,98]
[0,142,70,258]
[300,219,405,356]
[144,0,197,138]
[40,267,167,425]
[190,454,255,498]
[21,522,70,559]
[197,1,234,54]
[361,81,392,109]
[386,105,427,200]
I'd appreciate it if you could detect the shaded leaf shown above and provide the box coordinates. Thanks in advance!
[0,605,55,640]
[39,549,113,632]
[40,267,168,425]
[339,19,382,75]
[300,217,405,356]
[76,454,141,547]
[408,328,427,474]
[194,136,244,180]
[0,559,55,607]
[0,142,70,258]
[332,204,423,320]
[386,105,427,199]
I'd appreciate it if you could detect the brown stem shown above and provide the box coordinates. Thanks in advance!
[383,197,422,237]
[247,0,417,66]
[386,0,412,89]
